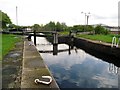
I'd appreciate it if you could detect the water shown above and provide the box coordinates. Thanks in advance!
[32,36,119,88]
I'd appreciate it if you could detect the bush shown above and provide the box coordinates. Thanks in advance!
[94,25,109,35]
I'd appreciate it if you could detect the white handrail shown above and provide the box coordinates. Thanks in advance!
[116,37,120,47]
[111,36,117,47]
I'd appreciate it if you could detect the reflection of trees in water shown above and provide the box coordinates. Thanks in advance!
[109,63,119,74]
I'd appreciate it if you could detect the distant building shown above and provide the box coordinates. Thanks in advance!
[105,26,120,34]
[92,24,120,34]
[24,27,32,32]
[22,27,32,32]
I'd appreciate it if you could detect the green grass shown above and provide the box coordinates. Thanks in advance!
[77,34,120,43]
[59,31,120,44]
[59,31,69,35]
[1,34,21,60]
[0,34,2,60]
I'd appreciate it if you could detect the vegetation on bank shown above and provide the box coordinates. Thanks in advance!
[0,34,2,60]
[59,30,119,44]
[59,29,119,43]
[0,11,12,30]
[77,34,120,43]
[1,10,119,52]
[58,25,119,44]
[59,31,70,35]
[1,34,21,60]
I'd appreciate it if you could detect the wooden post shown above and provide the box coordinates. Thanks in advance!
[68,44,71,55]
[53,32,58,55]
[34,30,36,46]
[53,44,58,55]
[69,31,74,49]
[69,31,72,36]
[71,36,74,49]
[53,32,58,44]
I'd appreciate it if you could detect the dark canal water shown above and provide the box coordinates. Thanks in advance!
[32,36,119,89]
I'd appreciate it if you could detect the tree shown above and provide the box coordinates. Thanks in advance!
[44,21,56,31]
[55,22,68,31]
[61,22,68,31]
[71,25,84,32]
[32,24,41,31]
[8,24,16,29]
[94,25,109,34]
[56,22,62,31]
[86,25,94,32]
[0,11,12,29]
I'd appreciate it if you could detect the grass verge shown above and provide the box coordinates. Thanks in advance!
[1,34,21,60]
[77,34,120,43]
[0,34,1,60]
[59,31,120,44]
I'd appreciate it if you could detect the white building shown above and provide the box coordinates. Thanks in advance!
[92,24,120,34]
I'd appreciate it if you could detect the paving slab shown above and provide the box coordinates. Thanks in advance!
[21,41,59,89]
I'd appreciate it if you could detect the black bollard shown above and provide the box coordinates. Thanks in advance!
[34,30,36,46]
[28,35,31,41]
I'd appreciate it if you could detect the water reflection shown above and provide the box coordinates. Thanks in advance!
[109,63,119,74]
[32,36,69,51]
[41,50,118,88]
[42,50,86,70]
[32,36,118,88]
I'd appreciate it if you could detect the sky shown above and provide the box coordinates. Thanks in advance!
[0,0,120,26]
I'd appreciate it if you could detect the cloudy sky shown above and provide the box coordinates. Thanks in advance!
[0,0,119,26]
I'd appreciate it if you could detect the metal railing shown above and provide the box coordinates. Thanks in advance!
[111,36,120,48]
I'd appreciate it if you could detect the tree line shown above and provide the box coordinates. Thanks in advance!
[1,10,110,35]
[33,22,110,35]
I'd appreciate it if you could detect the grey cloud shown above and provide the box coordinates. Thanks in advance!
[92,14,118,20]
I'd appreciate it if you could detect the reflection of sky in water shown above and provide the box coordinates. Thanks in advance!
[32,36,118,88]
[41,50,118,88]
[32,36,69,51]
